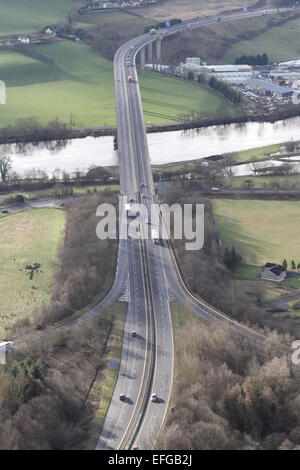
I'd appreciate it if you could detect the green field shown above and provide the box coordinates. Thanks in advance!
[231,174,300,189]
[0,0,84,35]
[223,16,300,64]
[0,208,65,337]
[76,10,148,34]
[0,41,116,127]
[140,72,228,123]
[212,199,300,267]
[0,39,227,127]
[225,144,282,164]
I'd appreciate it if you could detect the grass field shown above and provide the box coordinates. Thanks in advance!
[0,0,84,35]
[0,208,65,338]
[223,16,300,64]
[0,39,227,127]
[225,144,282,164]
[231,174,300,189]
[212,199,300,267]
[76,10,148,33]
[140,72,227,123]
[0,41,116,128]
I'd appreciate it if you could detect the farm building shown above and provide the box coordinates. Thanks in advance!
[261,263,287,282]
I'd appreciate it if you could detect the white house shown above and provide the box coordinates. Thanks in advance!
[18,36,30,44]
[261,263,287,282]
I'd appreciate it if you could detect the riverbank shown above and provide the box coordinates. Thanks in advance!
[1,106,300,146]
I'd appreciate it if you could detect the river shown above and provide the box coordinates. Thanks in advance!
[4,117,300,177]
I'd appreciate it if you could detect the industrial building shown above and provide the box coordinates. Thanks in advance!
[178,58,253,83]
[246,78,294,98]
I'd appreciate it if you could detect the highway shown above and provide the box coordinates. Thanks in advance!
[97,6,294,451]
[1,6,293,451]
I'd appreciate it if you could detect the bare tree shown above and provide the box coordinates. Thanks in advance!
[0,153,12,182]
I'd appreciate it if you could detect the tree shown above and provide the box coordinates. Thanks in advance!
[224,245,242,270]
[0,153,12,182]
[85,166,111,181]
[297,262,300,270]
[242,179,255,190]
[291,260,296,270]
[282,259,288,270]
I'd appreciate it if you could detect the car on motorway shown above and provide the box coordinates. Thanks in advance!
[140,182,145,188]
[151,393,157,402]
[145,217,150,225]
[120,393,126,401]
[128,75,133,83]
[141,193,147,199]
[1,209,9,214]
[131,331,137,337]
[129,232,139,240]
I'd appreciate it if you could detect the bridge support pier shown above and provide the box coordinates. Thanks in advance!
[147,42,153,64]
[139,47,145,73]
[155,38,162,63]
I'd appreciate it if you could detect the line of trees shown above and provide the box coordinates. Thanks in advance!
[282,258,300,270]
[144,18,182,33]
[207,76,242,104]
[0,118,70,143]
[235,53,269,66]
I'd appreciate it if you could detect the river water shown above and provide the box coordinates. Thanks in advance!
[4,117,300,177]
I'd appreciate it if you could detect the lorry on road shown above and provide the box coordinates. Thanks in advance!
[151,229,159,245]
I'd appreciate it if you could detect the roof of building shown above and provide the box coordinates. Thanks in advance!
[263,263,286,276]
[264,262,277,268]
[206,64,252,73]
[157,181,168,195]
[247,78,293,95]
[270,265,286,276]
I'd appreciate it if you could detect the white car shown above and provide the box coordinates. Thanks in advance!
[151,392,157,402]
[120,393,126,401]
[131,331,137,337]
[145,217,150,224]
[141,193,147,199]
